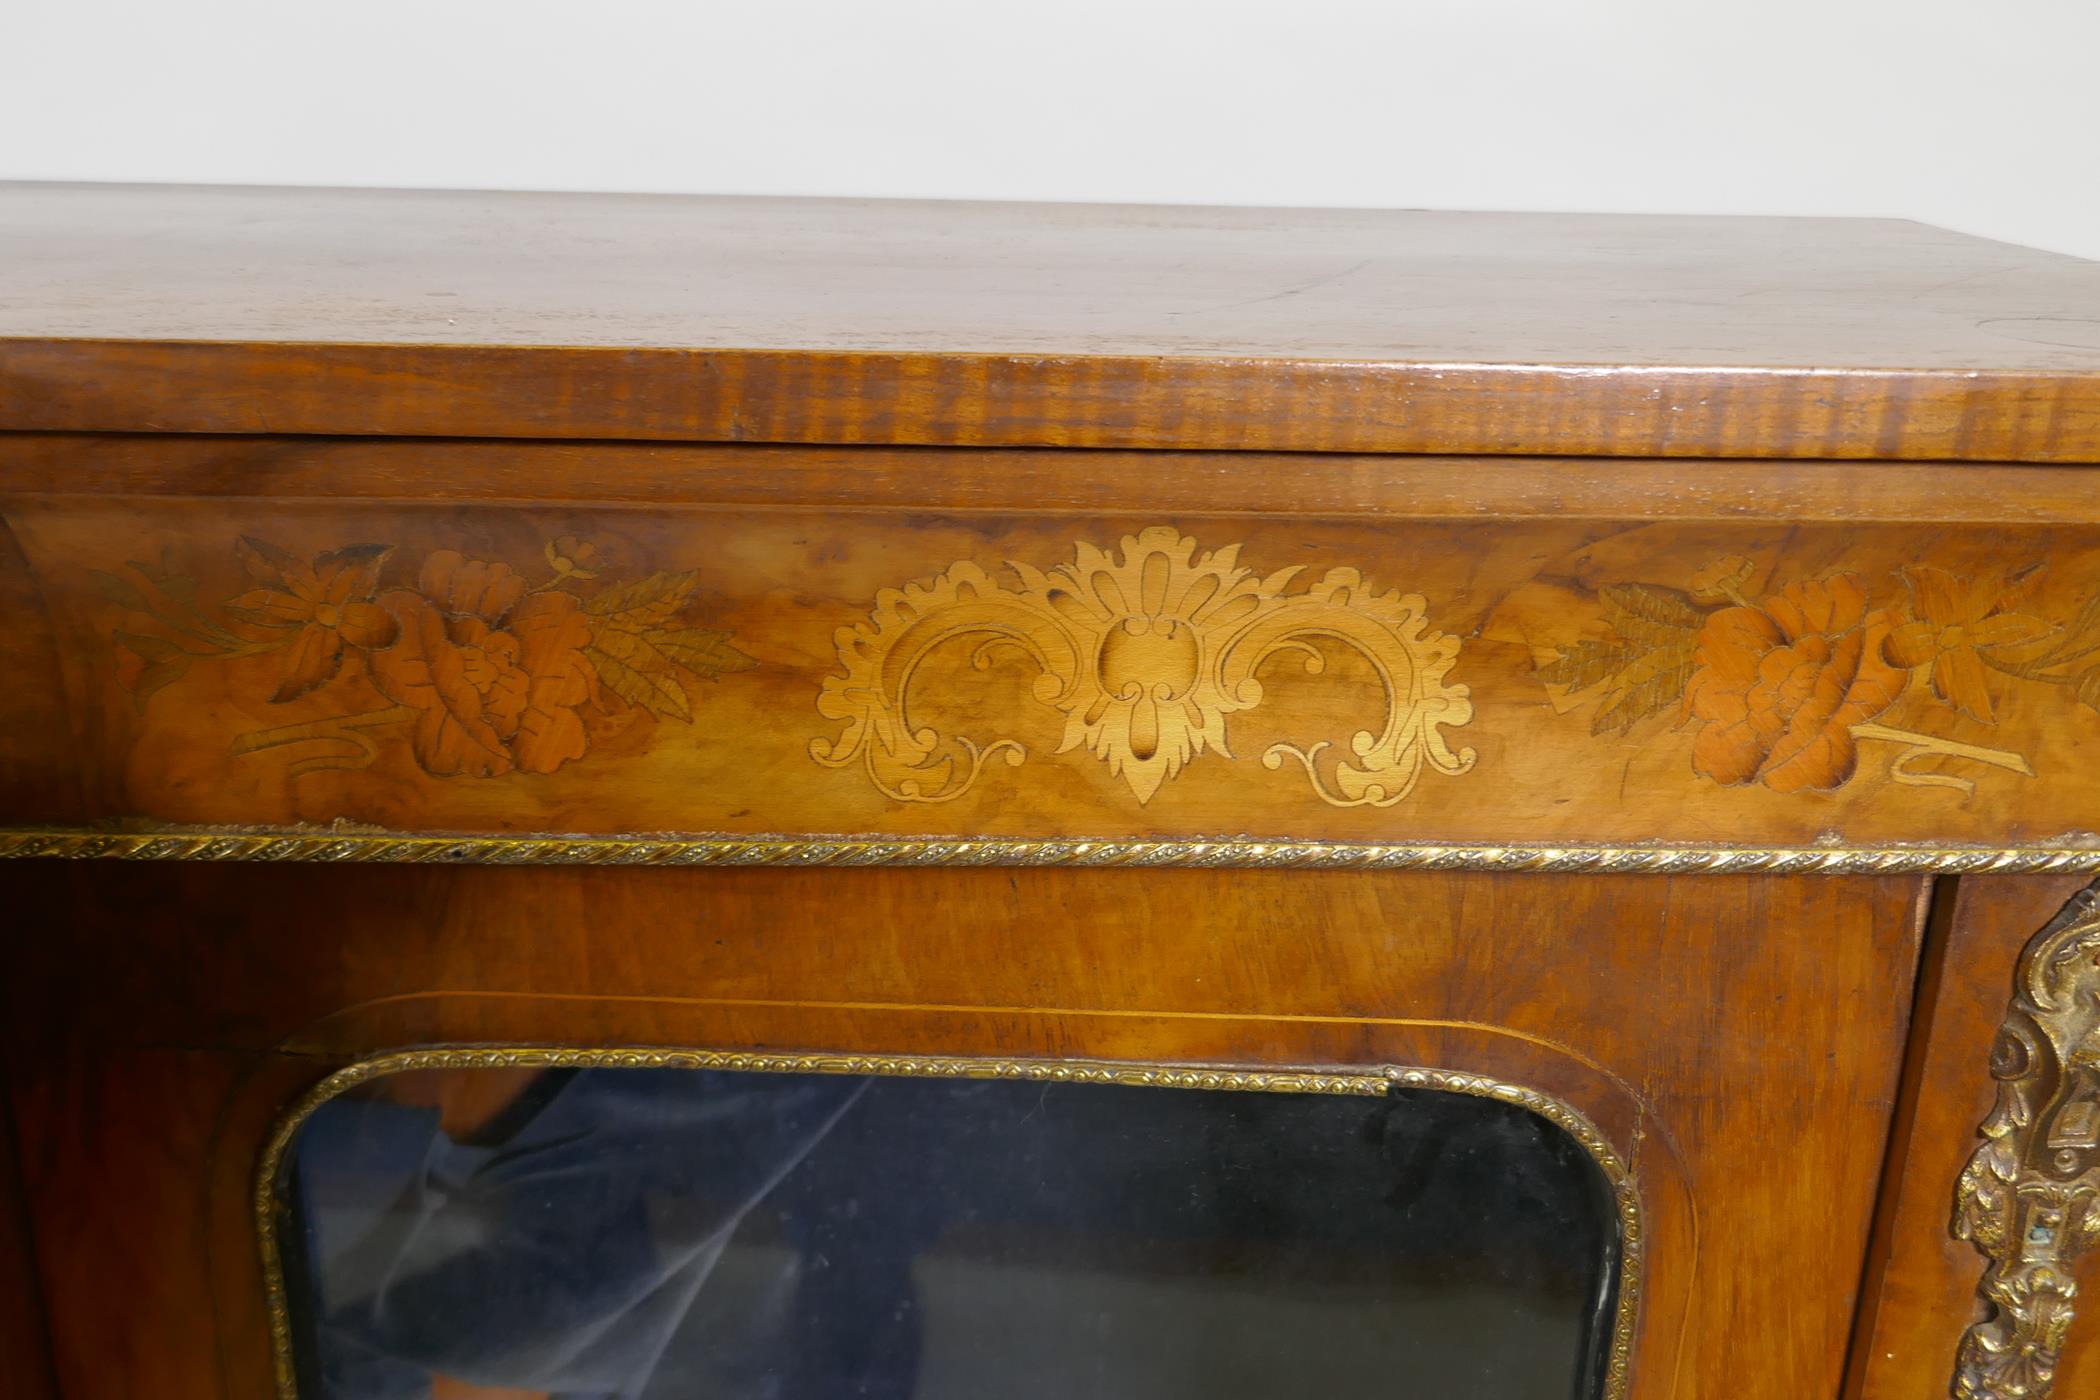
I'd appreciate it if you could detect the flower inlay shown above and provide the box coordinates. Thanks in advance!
[96,536,756,782]
[1538,557,2100,797]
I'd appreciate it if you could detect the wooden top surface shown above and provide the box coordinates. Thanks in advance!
[6,181,2100,459]
[9,182,2100,362]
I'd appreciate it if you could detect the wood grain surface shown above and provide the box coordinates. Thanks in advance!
[1848,874,2100,1400]
[5,184,2100,460]
[7,437,2100,849]
[0,1042,58,1400]
[6,185,2097,1400]
[0,859,1928,1400]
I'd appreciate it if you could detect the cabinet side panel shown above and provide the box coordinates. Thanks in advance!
[0,1041,59,1400]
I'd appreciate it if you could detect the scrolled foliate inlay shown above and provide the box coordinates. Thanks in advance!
[811,526,1476,806]
[1954,881,2100,1400]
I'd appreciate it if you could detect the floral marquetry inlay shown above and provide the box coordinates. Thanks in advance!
[95,536,755,782]
[1539,559,2100,797]
[812,527,1476,807]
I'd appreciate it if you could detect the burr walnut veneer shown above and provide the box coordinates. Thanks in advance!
[5,184,2100,1400]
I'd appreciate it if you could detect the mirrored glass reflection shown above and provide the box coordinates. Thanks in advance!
[283,1065,1621,1399]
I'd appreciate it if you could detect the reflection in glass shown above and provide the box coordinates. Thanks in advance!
[281,1064,1620,1399]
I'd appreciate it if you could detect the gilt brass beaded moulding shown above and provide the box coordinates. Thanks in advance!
[256,1047,1644,1400]
[7,825,2100,873]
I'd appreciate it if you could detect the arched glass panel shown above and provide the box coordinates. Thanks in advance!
[275,1060,1625,1399]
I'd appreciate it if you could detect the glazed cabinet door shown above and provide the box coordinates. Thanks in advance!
[0,860,1926,1400]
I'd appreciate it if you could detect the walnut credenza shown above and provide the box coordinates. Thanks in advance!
[4,185,2100,1400]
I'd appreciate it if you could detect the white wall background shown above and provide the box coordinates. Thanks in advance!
[4,0,2097,258]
